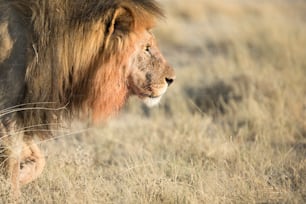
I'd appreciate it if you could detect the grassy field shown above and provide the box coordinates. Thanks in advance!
[2,0,306,203]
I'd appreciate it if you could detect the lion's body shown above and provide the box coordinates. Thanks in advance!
[0,0,175,197]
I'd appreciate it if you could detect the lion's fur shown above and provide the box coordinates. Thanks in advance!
[0,0,175,197]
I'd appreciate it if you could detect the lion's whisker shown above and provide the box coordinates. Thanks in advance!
[0,106,68,118]
[0,102,58,114]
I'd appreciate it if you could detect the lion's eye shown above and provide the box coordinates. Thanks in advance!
[145,44,151,53]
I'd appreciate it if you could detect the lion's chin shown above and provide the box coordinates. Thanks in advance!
[142,95,163,107]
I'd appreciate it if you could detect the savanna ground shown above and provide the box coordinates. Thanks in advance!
[1,0,306,203]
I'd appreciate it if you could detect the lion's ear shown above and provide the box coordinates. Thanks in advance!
[108,7,134,37]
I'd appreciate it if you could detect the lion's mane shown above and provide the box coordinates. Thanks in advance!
[1,0,163,134]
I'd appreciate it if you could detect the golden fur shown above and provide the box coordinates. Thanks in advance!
[0,0,175,197]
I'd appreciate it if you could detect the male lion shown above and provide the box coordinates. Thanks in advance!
[0,0,175,196]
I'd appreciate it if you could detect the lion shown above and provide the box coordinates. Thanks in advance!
[0,0,175,197]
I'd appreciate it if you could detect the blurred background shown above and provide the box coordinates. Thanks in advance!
[9,0,306,203]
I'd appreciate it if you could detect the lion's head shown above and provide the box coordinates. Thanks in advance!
[76,2,176,120]
[127,31,175,107]
[91,27,175,120]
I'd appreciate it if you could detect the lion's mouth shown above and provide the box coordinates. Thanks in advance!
[131,85,167,107]
[140,86,167,98]
[137,92,161,99]
[143,94,161,99]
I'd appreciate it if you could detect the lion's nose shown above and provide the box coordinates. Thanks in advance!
[165,77,174,86]
[164,64,175,86]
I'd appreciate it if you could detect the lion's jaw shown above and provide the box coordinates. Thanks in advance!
[127,31,175,107]
[143,95,163,107]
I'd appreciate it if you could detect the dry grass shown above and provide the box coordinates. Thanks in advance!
[1,0,306,203]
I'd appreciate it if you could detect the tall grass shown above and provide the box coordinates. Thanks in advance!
[1,0,305,203]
